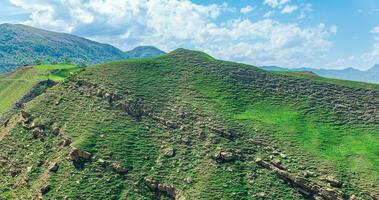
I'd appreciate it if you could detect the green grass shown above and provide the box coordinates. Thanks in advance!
[0,49,378,199]
[0,64,79,116]
[235,102,379,179]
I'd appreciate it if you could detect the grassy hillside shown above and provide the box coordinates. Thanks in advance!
[0,64,80,119]
[0,49,378,199]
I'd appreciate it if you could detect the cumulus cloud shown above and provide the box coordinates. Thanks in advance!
[263,0,300,16]
[8,0,335,67]
[263,11,274,18]
[361,27,379,65]
[281,5,298,14]
[240,5,254,14]
[263,0,290,8]
[298,3,313,19]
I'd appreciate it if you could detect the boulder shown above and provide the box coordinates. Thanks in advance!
[143,178,185,200]
[111,162,129,175]
[20,110,31,119]
[32,127,44,139]
[323,176,342,188]
[49,162,58,172]
[69,147,92,162]
[59,138,71,147]
[164,147,175,157]
[40,184,50,195]
[215,151,236,162]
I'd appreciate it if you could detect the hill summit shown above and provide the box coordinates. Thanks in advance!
[0,49,378,199]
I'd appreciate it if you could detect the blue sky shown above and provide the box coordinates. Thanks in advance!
[1,0,379,70]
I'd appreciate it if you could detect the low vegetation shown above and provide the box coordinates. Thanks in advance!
[0,64,80,118]
[0,49,377,199]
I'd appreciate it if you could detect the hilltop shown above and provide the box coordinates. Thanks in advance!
[0,49,378,199]
[0,24,165,73]
[125,46,166,59]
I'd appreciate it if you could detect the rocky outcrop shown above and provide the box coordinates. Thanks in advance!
[143,177,185,200]
[255,158,344,200]
[207,125,236,139]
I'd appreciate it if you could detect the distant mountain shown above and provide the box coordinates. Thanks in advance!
[0,24,165,73]
[260,65,379,84]
[125,46,166,59]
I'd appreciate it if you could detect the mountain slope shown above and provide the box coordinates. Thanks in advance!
[0,64,80,125]
[260,65,379,84]
[0,24,166,74]
[125,46,166,59]
[0,49,378,199]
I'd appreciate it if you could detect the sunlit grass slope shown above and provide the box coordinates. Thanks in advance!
[0,49,377,199]
[0,64,79,116]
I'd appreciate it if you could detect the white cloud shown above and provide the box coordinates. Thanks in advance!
[281,5,298,14]
[263,11,274,18]
[240,5,254,14]
[263,0,290,8]
[361,27,379,65]
[298,3,313,19]
[371,26,379,34]
[8,0,335,68]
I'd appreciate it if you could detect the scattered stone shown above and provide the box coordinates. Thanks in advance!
[280,153,287,159]
[110,162,129,175]
[257,192,266,197]
[59,138,71,147]
[215,151,236,162]
[143,178,185,200]
[220,151,235,161]
[21,110,31,119]
[98,159,106,165]
[349,194,356,200]
[164,147,175,157]
[247,173,256,184]
[69,147,92,162]
[303,170,316,178]
[185,177,192,184]
[40,184,50,195]
[197,130,206,140]
[323,176,342,188]
[181,136,190,144]
[49,162,59,172]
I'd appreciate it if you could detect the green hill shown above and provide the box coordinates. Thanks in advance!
[0,64,80,124]
[125,46,166,59]
[0,49,378,199]
[0,24,165,74]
